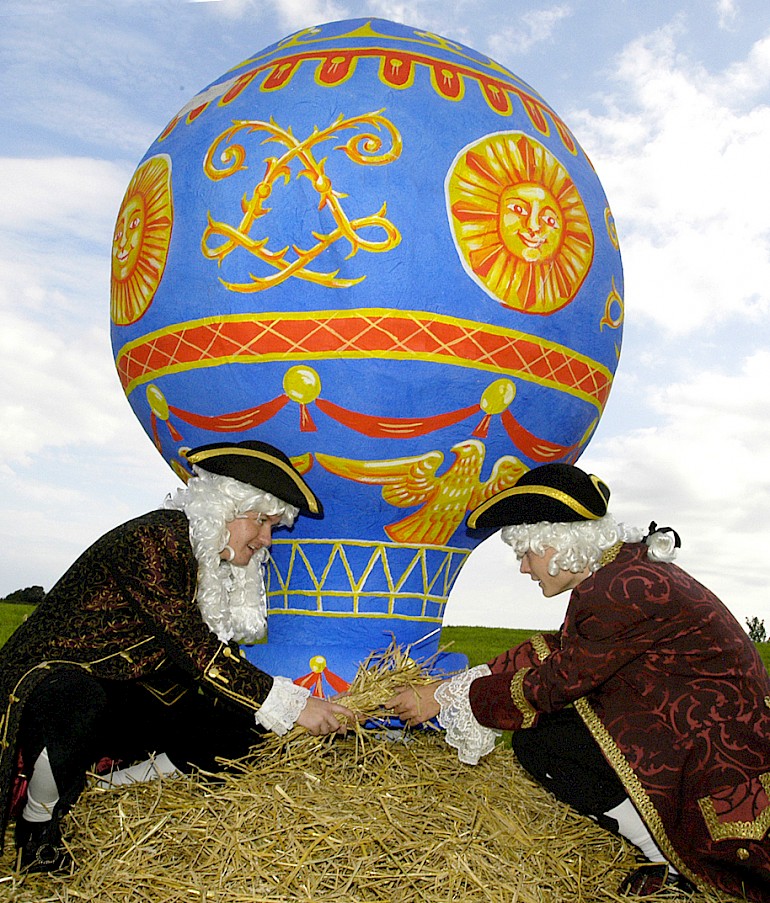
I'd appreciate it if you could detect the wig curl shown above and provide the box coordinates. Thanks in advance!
[501,514,656,576]
[164,468,299,643]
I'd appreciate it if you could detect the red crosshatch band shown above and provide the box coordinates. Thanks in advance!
[116,312,613,410]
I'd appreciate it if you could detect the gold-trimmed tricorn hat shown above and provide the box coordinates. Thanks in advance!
[467,463,609,529]
[185,441,323,517]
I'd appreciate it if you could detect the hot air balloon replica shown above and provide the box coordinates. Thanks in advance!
[110,18,623,689]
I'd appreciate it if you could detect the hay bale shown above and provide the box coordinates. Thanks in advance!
[0,648,743,902]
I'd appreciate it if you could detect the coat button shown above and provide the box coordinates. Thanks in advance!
[737,848,750,861]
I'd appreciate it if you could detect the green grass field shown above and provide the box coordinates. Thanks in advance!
[0,601,32,647]
[439,626,536,666]
[442,624,770,671]
[2,602,768,672]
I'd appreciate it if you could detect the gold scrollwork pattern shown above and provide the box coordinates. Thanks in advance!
[600,276,624,331]
[201,110,402,292]
[509,667,537,728]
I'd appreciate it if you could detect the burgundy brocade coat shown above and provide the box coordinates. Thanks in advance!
[468,543,770,901]
[0,509,275,842]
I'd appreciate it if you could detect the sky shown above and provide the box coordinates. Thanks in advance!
[1,0,770,632]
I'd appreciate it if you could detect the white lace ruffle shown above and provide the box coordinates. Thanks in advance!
[434,664,501,765]
[254,676,310,736]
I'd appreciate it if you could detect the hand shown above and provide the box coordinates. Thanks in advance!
[295,695,355,736]
[384,682,443,726]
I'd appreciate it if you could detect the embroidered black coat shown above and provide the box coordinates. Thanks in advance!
[468,543,770,901]
[0,509,274,841]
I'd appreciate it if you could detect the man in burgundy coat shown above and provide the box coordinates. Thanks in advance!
[387,463,770,900]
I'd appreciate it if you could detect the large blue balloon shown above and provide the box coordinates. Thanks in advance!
[110,18,623,686]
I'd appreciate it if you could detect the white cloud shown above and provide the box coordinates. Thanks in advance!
[0,434,176,596]
[717,33,770,100]
[487,4,571,57]
[266,0,349,29]
[572,26,770,335]
[716,0,738,29]
[1,157,131,241]
[0,18,171,157]
[0,316,127,464]
[0,157,136,464]
[587,351,770,626]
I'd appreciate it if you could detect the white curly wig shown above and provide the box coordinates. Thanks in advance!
[164,467,299,643]
[501,514,678,576]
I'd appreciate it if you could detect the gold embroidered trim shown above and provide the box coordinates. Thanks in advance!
[141,682,189,707]
[573,696,700,888]
[0,637,160,771]
[697,773,770,842]
[531,633,552,663]
[510,668,537,728]
[599,541,623,568]
[468,484,603,527]
[186,446,319,512]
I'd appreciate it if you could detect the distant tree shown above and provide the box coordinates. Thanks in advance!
[3,585,45,605]
[746,616,767,644]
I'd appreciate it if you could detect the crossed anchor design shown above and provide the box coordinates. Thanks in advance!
[201,110,403,292]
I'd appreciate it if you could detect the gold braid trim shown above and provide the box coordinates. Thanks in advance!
[0,638,159,752]
[599,541,623,568]
[573,696,701,889]
[697,773,770,841]
[531,633,552,663]
[509,668,537,728]
[186,446,320,513]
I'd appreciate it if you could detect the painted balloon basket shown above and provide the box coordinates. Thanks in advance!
[110,18,623,691]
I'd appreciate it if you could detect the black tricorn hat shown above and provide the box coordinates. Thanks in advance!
[185,441,323,517]
[467,463,609,530]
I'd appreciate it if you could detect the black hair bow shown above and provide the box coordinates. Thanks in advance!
[644,521,681,548]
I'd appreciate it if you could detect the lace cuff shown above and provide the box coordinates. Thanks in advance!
[254,676,310,736]
[435,664,501,765]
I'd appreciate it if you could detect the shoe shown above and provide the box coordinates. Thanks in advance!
[14,816,71,874]
[618,862,696,896]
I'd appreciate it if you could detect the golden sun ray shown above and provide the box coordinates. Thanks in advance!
[110,154,173,325]
[447,133,593,315]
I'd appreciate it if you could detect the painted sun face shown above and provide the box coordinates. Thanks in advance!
[499,183,563,262]
[112,195,147,282]
[110,154,173,326]
[447,132,594,315]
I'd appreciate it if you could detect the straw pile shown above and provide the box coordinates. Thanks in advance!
[0,647,742,903]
